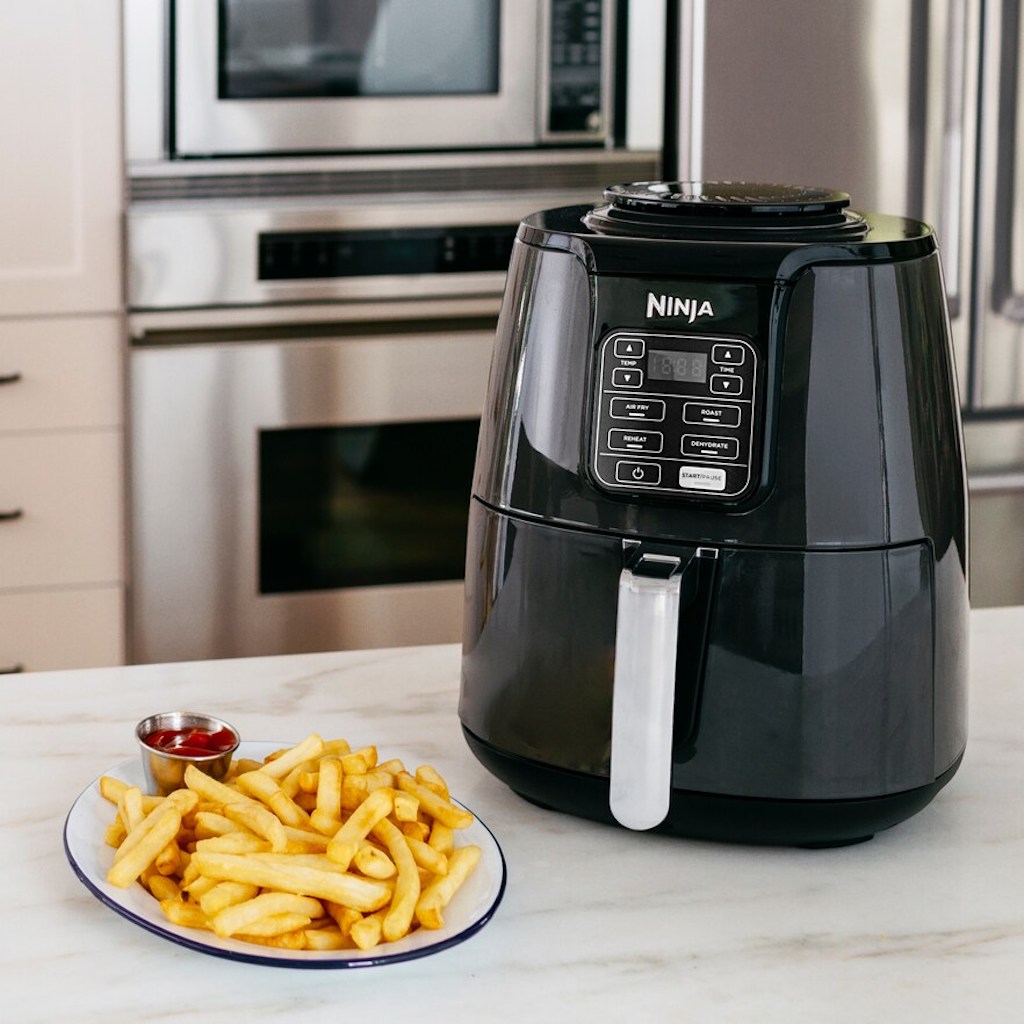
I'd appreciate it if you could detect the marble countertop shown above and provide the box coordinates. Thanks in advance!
[3,606,1022,1022]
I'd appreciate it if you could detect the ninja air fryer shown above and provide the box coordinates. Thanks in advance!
[459,182,968,847]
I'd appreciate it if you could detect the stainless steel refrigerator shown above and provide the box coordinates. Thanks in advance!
[664,0,1024,606]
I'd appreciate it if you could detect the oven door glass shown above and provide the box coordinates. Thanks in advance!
[258,419,479,593]
[174,0,540,155]
[220,0,499,99]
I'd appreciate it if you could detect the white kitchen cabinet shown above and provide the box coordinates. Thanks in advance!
[0,588,124,674]
[0,0,126,672]
[0,1,123,316]
[0,316,122,433]
[0,316,126,671]
[0,431,123,590]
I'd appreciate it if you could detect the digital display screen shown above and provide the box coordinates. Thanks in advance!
[648,349,708,384]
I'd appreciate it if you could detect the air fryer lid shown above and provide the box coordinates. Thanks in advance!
[584,181,869,241]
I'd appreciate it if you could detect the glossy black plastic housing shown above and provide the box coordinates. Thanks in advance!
[460,201,969,846]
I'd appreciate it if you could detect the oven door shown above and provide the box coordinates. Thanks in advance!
[129,320,492,664]
[174,0,541,156]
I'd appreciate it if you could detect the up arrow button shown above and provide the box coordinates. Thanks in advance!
[614,337,647,358]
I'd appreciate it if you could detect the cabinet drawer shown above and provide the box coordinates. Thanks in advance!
[0,585,124,672]
[0,317,122,432]
[0,431,123,588]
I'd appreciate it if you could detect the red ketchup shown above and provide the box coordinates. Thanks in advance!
[143,725,237,758]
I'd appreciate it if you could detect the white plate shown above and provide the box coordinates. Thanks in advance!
[63,741,506,968]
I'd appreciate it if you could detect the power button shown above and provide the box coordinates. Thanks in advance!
[614,461,661,486]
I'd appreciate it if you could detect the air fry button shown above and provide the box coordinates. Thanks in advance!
[610,397,666,422]
[615,461,661,486]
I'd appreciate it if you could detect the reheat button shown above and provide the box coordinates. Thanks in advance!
[608,429,663,454]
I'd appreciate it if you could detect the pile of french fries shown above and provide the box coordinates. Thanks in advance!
[99,733,482,952]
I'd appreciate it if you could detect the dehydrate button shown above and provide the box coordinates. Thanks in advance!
[682,434,740,459]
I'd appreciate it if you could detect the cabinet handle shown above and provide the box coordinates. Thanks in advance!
[0,663,25,675]
[0,509,24,521]
[0,372,21,385]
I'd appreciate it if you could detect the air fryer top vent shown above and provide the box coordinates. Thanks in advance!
[584,181,870,241]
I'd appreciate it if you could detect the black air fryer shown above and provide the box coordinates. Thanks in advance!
[459,182,969,847]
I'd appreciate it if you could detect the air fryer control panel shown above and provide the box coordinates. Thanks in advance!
[592,330,760,501]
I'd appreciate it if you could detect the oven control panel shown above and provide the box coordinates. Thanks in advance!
[591,330,761,501]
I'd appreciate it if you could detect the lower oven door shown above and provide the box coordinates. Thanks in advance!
[129,321,492,663]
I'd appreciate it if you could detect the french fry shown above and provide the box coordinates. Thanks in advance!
[235,770,312,829]
[282,825,330,854]
[160,898,210,930]
[103,819,127,848]
[257,733,325,780]
[395,773,473,830]
[236,913,314,939]
[371,817,421,943]
[99,775,129,803]
[325,787,394,871]
[428,820,454,856]
[321,738,352,757]
[195,832,269,855]
[400,820,431,843]
[112,788,196,865]
[199,880,260,917]
[325,901,363,938]
[193,810,248,840]
[340,746,377,776]
[352,842,396,879]
[154,840,182,876]
[406,836,448,877]
[108,807,183,888]
[349,909,386,951]
[190,851,391,912]
[314,758,343,822]
[118,786,145,832]
[304,926,350,951]
[221,800,288,853]
[239,930,309,950]
[392,791,420,822]
[415,764,450,800]
[146,874,181,902]
[415,845,482,930]
[209,892,323,938]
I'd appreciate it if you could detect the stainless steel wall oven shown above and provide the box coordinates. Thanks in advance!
[122,0,659,663]
[126,0,621,161]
